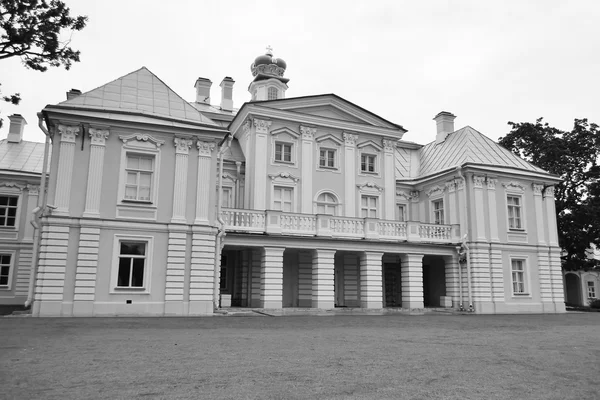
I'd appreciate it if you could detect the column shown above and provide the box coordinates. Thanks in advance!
[473,176,486,240]
[83,128,109,218]
[249,249,262,307]
[195,141,215,224]
[457,178,467,234]
[172,137,192,223]
[261,247,284,308]
[444,255,459,307]
[544,186,559,246]
[300,126,316,214]
[164,229,187,315]
[73,226,100,316]
[253,119,271,211]
[54,124,80,215]
[382,139,396,220]
[343,254,359,307]
[298,251,313,307]
[359,251,383,308]
[311,249,335,309]
[532,184,546,245]
[409,191,420,221]
[343,133,357,217]
[400,253,424,309]
[486,178,499,242]
[445,181,458,225]
[188,228,215,315]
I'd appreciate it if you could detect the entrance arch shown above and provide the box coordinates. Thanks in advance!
[565,273,582,306]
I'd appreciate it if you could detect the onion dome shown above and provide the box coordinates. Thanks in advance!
[254,54,272,66]
[273,58,287,70]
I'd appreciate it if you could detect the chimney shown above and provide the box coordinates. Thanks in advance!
[219,76,235,112]
[7,114,27,143]
[194,77,212,104]
[434,111,456,144]
[66,88,82,100]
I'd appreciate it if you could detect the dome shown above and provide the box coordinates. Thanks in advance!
[254,54,272,66]
[273,58,287,69]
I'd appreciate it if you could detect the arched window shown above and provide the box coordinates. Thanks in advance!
[268,87,278,100]
[316,192,338,215]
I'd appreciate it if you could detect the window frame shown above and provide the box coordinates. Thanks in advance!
[272,185,294,212]
[357,141,382,177]
[432,199,445,225]
[274,142,293,163]
[123,154,155,203]
[396,203,407,222]
[587,281,596,299]
[0,252,14,289]
[267,87,278,100]
[319,148,337,169]
[510,257,530,297]
[315,191,340,216]
[360,195,379,218]
[0,194,20,229]
[111,235,153,294]
[360,153,377,174]
[507,194,524,231]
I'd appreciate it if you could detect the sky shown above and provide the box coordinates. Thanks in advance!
[2,0,599,145]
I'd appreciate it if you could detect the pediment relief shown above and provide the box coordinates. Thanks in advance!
[502,181,526,193]
[357,181,383,193]
[270,127,300,140]
[357,140,383,152]
[120,133,165,149]
[426,185,445,198]
[268,172,300,184]
[315,133,343,147]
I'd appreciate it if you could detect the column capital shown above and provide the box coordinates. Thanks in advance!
[197,140,216,157]
[300,125,316,140]
[343,132,358,146]
[382,138,396,152]
[410,190,420,202]
[445,180,456,193]
[58,124,80,143]
[473,175,485,189]
[532,183,544,196]
[89,128,109,146]
[27,184,39,195]
[543,186,555,199]
[487,178,498,190]
[400,253,424,263]
[253,118,271,134]
[174,137,193,155]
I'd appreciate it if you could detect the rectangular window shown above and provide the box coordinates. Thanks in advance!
[0,254,11,287]
[511,259,527,295]
[507,195,522,230]
[273,186,293,212]
[396,204,406,222]
[0,196,18,227]
[268,87,278,100]
[319,149,336,168]
[433,200,444,224]
[587,281,596,299]
[124,154,154,202]
[361,195,378,218]
[274,143,292,163]
[221,187,233,208]
[117,241,147,288]
[360,154,376,173]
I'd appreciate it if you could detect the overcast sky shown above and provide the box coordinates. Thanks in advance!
[2,0,599,145]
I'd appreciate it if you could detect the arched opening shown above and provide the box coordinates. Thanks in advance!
[565,273,582,306]
[316,192,339,215]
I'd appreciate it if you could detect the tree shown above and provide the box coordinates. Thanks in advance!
[0,0,87,127]
[499,118,600,271]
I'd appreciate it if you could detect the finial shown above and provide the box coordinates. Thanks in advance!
[266,45,273,56]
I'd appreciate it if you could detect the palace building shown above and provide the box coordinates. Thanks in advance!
[7,48,566,316]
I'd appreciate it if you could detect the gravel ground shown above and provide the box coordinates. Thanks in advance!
[1,313,599,400]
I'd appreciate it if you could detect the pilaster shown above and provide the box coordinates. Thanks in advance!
[300,126,316,214]
[298,251,312,307]
[444,255,459,306]
[311,249,335,309]
[72,227,100,316]
[343,132,357,217]
[457,178,467,233]
[409,191,420,222]
[195,141,215,224]
[473,175,486,241]
[261,246,284,308]
[543,186,558,246]
[253,118,271,211]
[359,251,383,308]
[188,230,215,315]
[486,178,499,242]
[165,229,188,315]
[382,139,396,220]
[400,253,424,309]
[446,181,457,225]
[83,128,109,218]
[54,124,80,215]
[172,137,192,223]
[343,254,360,307]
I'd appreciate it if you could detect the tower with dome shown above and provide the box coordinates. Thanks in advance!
[248,46,289,101]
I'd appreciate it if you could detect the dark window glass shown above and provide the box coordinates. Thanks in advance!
[131,258,145,287]
[120,242,145,256]
[117,258,131,287]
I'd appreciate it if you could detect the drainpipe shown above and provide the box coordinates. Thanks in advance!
[456,245,464,311]
[25,113,51,308]
[213,133,233,310]
[456,166,474,312]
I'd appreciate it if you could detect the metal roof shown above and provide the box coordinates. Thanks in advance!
[0,139,46,175]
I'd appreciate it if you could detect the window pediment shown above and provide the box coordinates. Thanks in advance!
[120,134,165,149]
[357,181,383,193]
[271,127,300,140]
[357,140,383,152]
[269,172,300,184]
[315,134,343,146]
[502,181,526,193]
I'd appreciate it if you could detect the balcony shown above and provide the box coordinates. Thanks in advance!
[220,208,460,244]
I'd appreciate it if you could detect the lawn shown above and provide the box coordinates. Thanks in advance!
[1,313,599,400]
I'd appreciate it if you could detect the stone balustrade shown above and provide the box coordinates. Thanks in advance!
[221,208,460,243]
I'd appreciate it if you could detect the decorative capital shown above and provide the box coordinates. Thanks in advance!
[532,183,544,196]
[174,137,193,155]
[253,118,272,134]
[396,190,411,200]
[410,190,420,202]
[242,119,252,134]
[543,186,555,198]
[197,141,216,157]
[382,138,396,152]
[445,181,457,193]
[27,184,40,195]
[473,175,486,189]
[426,185,445,198]
[502,181,526,193]
[300,125,316,140]
[343,132,358,146]
[457,179,465,191]
[120,133,165,148]
[89,128,109,146]
[58,124,80,143]
[487,178,498,190]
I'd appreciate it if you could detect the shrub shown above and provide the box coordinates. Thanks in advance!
[589,298,600,309]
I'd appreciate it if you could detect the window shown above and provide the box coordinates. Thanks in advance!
[587,281,596,299]
[274,142,292,163]
[117,241,147,288]
[0,196,18,227]
[396,204,406,222]
[319,149,336,168]
[221,187,233,208]
[316,192,338,215]
[273,186,293,212]
[507,195,522,230]
[361,154,376,173]
[268,87,278,100]
[511,259,527,295]
[361,195,378,218]
[433,200,444,224]
[0,254,11,287]
[124,154,154,202]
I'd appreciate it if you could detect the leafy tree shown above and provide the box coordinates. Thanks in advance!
[499,118,600,270]
[0,0,87,127]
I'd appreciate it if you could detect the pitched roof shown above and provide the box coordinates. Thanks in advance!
[418,126,547,177]
[0,139,46,175]
[56,67,218,126]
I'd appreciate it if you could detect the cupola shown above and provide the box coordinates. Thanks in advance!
[248,46,289,101]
